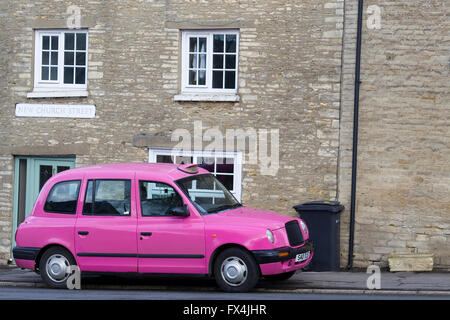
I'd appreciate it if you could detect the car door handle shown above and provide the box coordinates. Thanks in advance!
[78,231,89,236]
[140,232,152,236]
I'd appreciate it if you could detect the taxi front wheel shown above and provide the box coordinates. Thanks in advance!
[214,247,259,292]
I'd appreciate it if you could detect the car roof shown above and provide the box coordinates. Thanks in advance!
[53,162,210,181]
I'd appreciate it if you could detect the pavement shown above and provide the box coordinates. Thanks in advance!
[0,267,449,296]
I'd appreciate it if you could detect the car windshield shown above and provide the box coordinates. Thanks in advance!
[176,174,242,215]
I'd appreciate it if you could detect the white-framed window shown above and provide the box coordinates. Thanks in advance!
[180,29,239,95]
[148,148,243,201]
[30,29,88,97]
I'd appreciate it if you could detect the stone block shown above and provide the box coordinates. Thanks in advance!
[388,253,434,272]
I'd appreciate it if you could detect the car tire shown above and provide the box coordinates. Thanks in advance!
[214,247,259,293]
[39,246,77,289]
[264,270,297,281]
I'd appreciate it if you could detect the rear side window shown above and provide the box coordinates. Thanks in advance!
[44,180,81,214]
[83,179,131,216]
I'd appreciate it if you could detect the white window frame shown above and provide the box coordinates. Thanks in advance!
[180,29,239,95]
[148,148,243,201]
[30,29,88,97]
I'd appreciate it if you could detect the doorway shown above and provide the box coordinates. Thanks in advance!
[12,156,76,250]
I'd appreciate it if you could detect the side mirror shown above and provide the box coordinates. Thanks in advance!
[170,205,189,217]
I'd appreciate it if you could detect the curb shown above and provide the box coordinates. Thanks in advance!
[1,281,449,296]
[255,288,450,296]
[0,282,46,288]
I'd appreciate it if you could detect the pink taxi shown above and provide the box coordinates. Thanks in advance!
[13,163,313,292]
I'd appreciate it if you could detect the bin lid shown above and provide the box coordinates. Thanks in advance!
[293,200,345,213]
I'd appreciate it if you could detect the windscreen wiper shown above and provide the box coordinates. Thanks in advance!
[207,203,242,213]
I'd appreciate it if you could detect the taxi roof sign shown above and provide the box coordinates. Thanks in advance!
[177,164,199,174]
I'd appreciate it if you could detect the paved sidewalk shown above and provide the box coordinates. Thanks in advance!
[0,267,449,295]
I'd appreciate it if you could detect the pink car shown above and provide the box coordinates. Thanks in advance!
[13,163,314,292]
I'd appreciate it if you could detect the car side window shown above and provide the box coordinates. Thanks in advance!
[83,179,131,216]
[44,180,81,214]
[139,181,183,217]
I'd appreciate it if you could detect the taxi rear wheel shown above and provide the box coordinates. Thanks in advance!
[39,246,77,289]
[214,247,259,293]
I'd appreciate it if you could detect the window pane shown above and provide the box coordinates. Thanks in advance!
[51,36,58,50]
[217,174,234,191]
[189,54,197,69]
[76,52,86,66]
[39,165,53,190]
[189,37,197,52]
[226,34,237,53]
[225,55,236,69]
[189,70,197,85]
[50,67,58,80]
[198,70,206,85]
[84,180,93,206]
[83,180,131,216]
[156,155,174,164]
[213,34,224,52]
[44,180,80,214]
[213,54,223,69]
[175,156,193,165]
[225,71,236,89]
[64,51,74,65]
[42,51,49,65]
[57,166,70,173]
[64,67,74,84]
[199,37,207,52]
[140,181,183,217]
[42,36,50,50]
[41,66,49,80]
[65,33,74,50]
[177,174,239,215]
[199,54,206,69]
[198,157,215,172]
[50,52,58,65]
[197,176,215,190]
[212,71,223,88]
[76,33,86,50]
[217,158,234,173]
[75,67,85,84]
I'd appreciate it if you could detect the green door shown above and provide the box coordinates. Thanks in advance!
[12,157,75,251]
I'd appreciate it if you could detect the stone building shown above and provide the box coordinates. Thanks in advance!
[0,0,448,270]
[339,0,449,269]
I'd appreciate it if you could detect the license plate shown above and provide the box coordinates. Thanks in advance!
[295,251,310,263]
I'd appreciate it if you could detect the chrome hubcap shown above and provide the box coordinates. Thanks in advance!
[46,254,70,283]
[221,256,248,287]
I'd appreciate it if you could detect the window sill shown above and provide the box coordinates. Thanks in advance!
[174,93,239,102]
[27,90,88,99]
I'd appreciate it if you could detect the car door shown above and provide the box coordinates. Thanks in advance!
[137,179,206,274]
[75,174,138,273]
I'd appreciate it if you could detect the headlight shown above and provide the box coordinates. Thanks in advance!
[300,220,308,235]
[266,229,274,243]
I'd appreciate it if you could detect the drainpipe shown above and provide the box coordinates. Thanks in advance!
[347,0,364,270]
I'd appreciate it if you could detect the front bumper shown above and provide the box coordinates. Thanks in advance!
[252,240,314,264]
